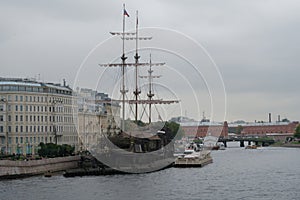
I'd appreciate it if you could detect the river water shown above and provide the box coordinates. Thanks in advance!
[1,145,300,200]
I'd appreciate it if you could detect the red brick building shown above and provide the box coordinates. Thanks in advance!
[231,121,299,136]
[181,121,228,138]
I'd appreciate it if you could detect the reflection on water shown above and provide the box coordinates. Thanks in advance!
[1,146,300,200]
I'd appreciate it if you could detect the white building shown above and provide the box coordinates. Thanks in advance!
[0,77,78,155]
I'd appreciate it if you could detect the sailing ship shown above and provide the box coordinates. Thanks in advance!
[89,5,180,173]
[98,4,179,151]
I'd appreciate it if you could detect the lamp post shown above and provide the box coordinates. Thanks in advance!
[1,98,8,155]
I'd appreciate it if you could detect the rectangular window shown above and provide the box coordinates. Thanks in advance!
[20,115,23,121]
[16,137,18,144]
[20,105,23,111]
[20,137,23,144]
[0,105,3,111]
[15,126,18,132]
[15,95,18,101]
[15,115,18,121]
[25,115,28,121]
[30,106,32,112]
[8,115,11,121]
[0,126,3,132]
[20,126,23,132]
[8,105,11,111]
[30,116,32,122]
[8,137,11,144]
[37,116,40,122]
[15,105,18,111]
[30,96,32,102]
[37,106,39,112]
[26,126,28,132]
[0,115,3,121]
[25,96,28,102]
[30,126,32,132]
[8,126,11,133]
[34,137,36,143]
[34,116,36,121]
[20,96,23,101]
[26,137,28,143]
[41,116,43,122]
[45,126,48,132]
[26,105,28,111]
[45,116,47,122]
[37,97,39,102]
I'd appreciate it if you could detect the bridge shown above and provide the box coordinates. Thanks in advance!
[218,136,276,148]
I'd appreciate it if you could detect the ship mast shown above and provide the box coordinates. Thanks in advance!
[140,54,162,123]
[121,4,127,131]
[99,7,179,131]
[133,11,141,123]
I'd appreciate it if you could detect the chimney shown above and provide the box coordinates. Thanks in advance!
[269,113,271,123]
[278,115,281,123]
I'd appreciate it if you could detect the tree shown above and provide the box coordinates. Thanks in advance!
[294,124,300,139]
[236,125,243,135]
[282,118,290,123]
[38,143,75,157]
[164,121,184,140]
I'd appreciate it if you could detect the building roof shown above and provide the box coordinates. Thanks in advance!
[228,122,292,127]
[180,121,224,127]
[0,77,72,93]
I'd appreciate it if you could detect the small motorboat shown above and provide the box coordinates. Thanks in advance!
[245,145,257,149]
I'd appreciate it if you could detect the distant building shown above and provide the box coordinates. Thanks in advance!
[180,121,228,138]
[75,88,120,151]
[229,121,299,138]
[0,77,78,155]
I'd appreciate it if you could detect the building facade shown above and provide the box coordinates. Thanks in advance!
[229,121,299,136]
[75,88,120,152]
[0,78,78,155]
[180,121,228,138]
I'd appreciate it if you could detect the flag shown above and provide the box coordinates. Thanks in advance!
[124,9,130,17]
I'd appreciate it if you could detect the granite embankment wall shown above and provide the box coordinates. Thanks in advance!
[0,156,80,178]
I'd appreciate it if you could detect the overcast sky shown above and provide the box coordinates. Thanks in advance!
[1,0,300,122]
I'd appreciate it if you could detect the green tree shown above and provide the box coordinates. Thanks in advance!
[282,118,290,123]
[294,124,300,139]
[38,143,75,157]
[236,125,243,135]
[164,121,184,140]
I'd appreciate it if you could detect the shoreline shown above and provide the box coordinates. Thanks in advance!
[0,155,80,180]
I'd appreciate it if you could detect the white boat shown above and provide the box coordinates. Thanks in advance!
[217,143,226,150]
[174,142,212,167]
